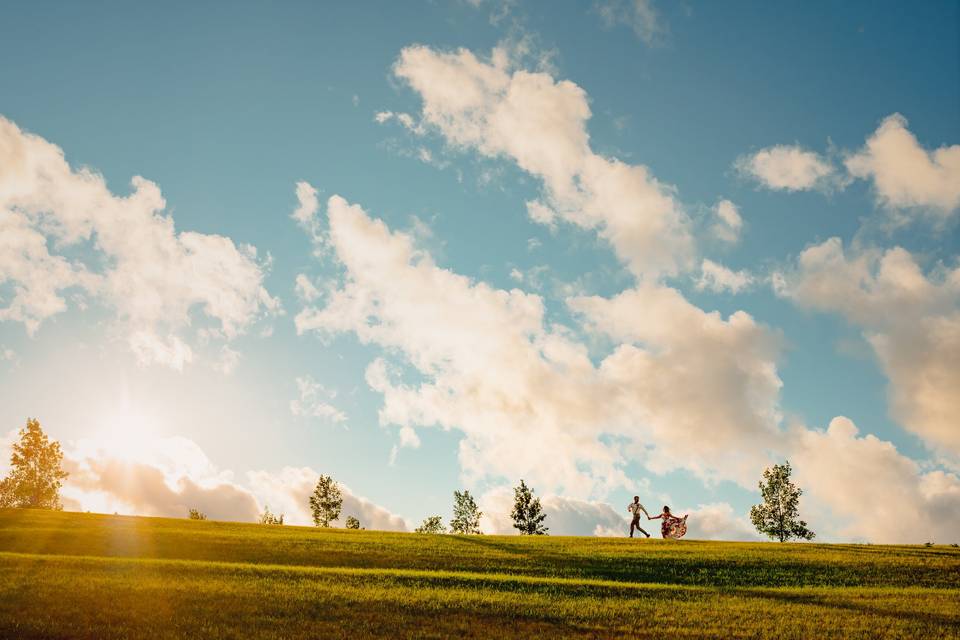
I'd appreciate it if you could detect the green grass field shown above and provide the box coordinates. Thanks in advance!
[0,509,957,639]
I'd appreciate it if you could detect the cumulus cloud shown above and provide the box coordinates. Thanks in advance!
[290,375,347,424]
[374,110,419,131]
[736,145,836,191]
[2,429,407,529]
[291,180,320,227]
[569,285,783,484]
[775,238,960,457]
[710,199,743,245]
[595,0,665,46]
[0,212,99,334]
[393,44,694,279]
[791,417,960,543]
[0,116,279,368]
[296,195,784,494]
[695,259,755,294]
[61,436,262,521]
[479,487,628,536]
[845,113,960,218]
[294,273,321,303]
[247,466,408,530]
[736,144,835,191]
[683,502,761,541]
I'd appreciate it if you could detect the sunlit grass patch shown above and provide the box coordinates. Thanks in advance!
[0,509,957,639]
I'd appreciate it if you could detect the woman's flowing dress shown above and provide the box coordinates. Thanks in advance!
[661,514,688,539]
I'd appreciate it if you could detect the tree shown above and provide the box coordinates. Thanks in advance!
[188,508,207,520]
[449,490,482,534]
[309,474,343,527]
[510,479,548,535]
[345,515,361,529]
[0,478,11,508]
[415,515,446,534]
[0,418,68,510]
[258,505,284,525]
[750,461,815,542]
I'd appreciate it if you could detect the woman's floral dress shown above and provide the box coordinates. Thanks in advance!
[660,513,688,539]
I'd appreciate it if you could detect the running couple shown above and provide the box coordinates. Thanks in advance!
[627,496,688,539]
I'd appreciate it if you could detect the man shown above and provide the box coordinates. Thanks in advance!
[627,496,651,538]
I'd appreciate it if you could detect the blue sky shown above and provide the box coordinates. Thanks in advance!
[1,0,958,541]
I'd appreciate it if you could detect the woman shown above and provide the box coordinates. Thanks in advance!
[649,505,688,539]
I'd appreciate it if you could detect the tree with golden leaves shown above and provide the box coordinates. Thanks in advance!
[0,418,68,510]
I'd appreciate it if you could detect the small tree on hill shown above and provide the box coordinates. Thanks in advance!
[511,479,548,535]
[309,474,343,527]
[0,418,68,510]
[259,505,284,525]
[345,515,361,529]
[750,461,815,542]
[188,508,207,520]
[415,515,446,534]
[450,490,482,534]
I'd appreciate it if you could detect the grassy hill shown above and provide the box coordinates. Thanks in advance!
[0,509,957,639]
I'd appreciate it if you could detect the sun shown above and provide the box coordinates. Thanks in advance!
[92,407,161,464]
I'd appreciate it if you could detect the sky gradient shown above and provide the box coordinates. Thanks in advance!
[1,0,958,542]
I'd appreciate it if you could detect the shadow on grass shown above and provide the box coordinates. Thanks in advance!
[448,535,535,557]
[729,587,959,628]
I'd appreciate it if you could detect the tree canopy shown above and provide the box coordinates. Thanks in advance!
[258,506,284,525]
[309,474,343,527]
[511,479,548,535]
[0,418,68,510]
[449,490,482,534]
[415,515,446,534]
[750,461,815,542]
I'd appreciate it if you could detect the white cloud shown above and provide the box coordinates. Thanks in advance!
[696,258,755,294]
[247,466,408,530]
[373,110,419,132]
[525,200,556,228]
[393,44,694,279]
[540,495,629,537]
[291,180,320,227]
[791,417,960,543]
[683,502,761,541]
[595,0,665,46]
[213,345,241,375]
[61,435,262,521]
[507,264,549,290]
[569,284,784,485]
[3,429,407,530]
[0,210,99,334]
[294,273,321,303]
[737,144,835,191]
[478,487,628,536]
[711,199,743,244]
[296,195,784,494]
[846,113,960,217]
[776,238,960,458]
[0,116,279,368]
[290,375,347,424]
